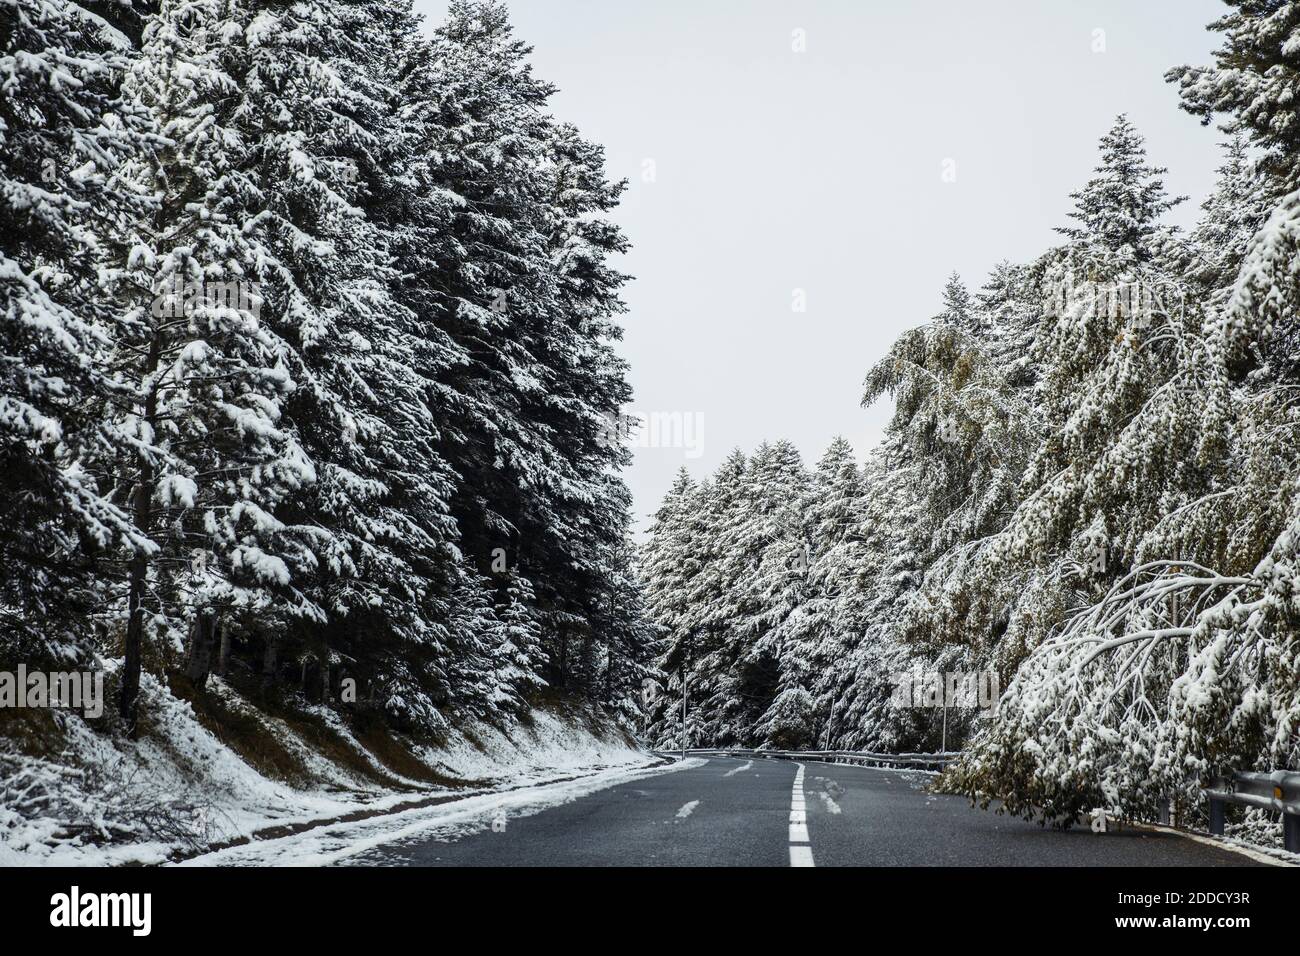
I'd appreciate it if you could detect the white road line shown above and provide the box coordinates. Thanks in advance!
[788,762,815,867]
[789,844,814,867]
[1133,823,1294,867]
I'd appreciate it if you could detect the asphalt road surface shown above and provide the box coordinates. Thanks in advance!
[356,755,1265,867]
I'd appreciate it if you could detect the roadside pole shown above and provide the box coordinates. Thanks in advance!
[823,699,838,751]
[681,667,688,759]
[941,700,948,755]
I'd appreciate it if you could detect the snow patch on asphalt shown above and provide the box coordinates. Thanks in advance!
[817,792,842,815]
[675,800,701,819]
[723,760,753,777]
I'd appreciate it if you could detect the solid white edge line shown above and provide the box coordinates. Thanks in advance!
[1132,822,1294,867]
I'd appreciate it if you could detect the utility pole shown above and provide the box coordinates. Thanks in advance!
[681,666,688,759]
[940,699,948,755]
[640,678,654,742]
[823,699,838,751]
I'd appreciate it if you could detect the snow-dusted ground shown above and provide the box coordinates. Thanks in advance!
[179,758,706,866]
[0,674,654,867]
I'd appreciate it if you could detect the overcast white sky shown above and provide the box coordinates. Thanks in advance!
[414,0,1227,531]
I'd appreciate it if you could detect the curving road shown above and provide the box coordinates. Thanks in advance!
[354,755,1266,867]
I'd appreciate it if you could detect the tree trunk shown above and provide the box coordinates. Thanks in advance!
[260,637,277,697]
[321,658,330,704]
[216,622,231,677]
[184,611,217,689]
[120,332,161,737]
[121,548,148,736]
[580,632,592,693]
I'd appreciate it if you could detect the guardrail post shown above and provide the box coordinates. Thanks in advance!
[1285,811,1300,854]
[1207,789,1226,837]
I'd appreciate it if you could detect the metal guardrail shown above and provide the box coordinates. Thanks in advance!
[685,748,958,770]
[1204,770,1300,853]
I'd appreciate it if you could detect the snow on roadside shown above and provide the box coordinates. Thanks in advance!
[408,708,652,785]
[178,758,707,866]
[1,674,654,867]
[0,676,382,868]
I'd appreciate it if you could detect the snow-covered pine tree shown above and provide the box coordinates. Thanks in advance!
[747,442,818,749]
[360,0,538,723]
[438,564,544,722]
[390,1,642,705]
[828,438,931,751]
[647,451,748,748]
[1078,0,1300,801]
[386,0,538,580]
[419,3,561,559]
[936,271,978,331]
[490,571,548,710]
[1186,133,1273,298]
[1170,2,1300,379]
[859,268,1039,678]
[531,117,640,703]
[683,441,806,747]
[586,537,658,723]
[1169,2,1300,197]
[103,0,327,728]
[1,0,650,749]
[865,272,1036,564]
[950,117,1267,822]
[640,468,696,651]
[800,438,867,744]
[220,0,473,728]
[1055,114,1185,265]
[975,259,1040,388]
[0,0,155,667]
[982,117,1205,652]
[642,469,717,747]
